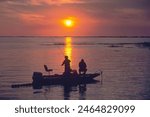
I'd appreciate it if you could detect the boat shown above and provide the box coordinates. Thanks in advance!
[32,71,101,88]
[11,71,102,89]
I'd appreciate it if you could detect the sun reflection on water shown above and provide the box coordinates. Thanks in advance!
[64,37,72,65]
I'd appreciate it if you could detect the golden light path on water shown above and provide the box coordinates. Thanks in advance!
[64,37,72,66]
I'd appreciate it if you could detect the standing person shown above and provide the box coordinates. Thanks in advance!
[62,56,71,75]
[79,59,87,75]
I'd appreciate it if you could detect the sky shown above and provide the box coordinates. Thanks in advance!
[0,0,150,36]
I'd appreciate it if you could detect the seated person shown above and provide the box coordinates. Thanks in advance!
[79,59,87,75]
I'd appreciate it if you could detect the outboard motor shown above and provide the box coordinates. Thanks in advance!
[32,72,43,89]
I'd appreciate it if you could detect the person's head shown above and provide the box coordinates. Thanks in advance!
[65,56,68,59]
[81,59,84,62]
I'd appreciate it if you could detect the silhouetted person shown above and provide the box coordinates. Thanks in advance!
[79,59,87,75]
[62,56,71,75]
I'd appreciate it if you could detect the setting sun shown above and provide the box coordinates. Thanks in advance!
[63,18,74,28]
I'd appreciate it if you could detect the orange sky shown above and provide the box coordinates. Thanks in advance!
[0,0,150,36]
[17,7,99,36]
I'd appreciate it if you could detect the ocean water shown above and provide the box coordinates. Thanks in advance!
[0,36,150,100]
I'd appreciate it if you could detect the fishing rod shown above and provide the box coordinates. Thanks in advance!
[52,36,66,57]
[43,37,65,73]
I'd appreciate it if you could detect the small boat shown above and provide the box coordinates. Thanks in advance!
[11,70,102,89]
[32,71,101,88]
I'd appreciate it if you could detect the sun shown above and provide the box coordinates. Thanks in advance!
[63,18,74,28]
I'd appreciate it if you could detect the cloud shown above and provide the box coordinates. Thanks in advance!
[30,0,84,5]
[19,13,45,24]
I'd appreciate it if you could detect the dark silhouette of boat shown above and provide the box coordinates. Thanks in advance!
[11,71,102,89]
[32,72,101,89]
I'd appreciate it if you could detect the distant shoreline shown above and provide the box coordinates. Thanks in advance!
[0,36,150,38]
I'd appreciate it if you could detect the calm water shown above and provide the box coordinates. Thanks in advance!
[0,36,150,100]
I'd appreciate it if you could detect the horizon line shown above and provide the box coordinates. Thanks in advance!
[0,35,150,38]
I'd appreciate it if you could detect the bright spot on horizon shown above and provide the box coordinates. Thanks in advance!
[63,18,74,28]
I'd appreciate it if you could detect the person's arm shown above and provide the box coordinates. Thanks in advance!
[79,62,81,68]
[62,61,64,66]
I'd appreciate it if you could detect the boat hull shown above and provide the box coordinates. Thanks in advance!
[32,72,100,88]
[11,72,101,89]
